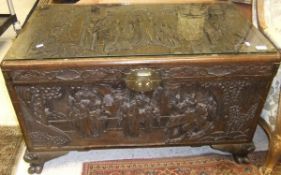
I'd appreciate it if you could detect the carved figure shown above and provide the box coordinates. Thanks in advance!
[166,86,217,143]
[15,78,265,146]
[69,87,104,137]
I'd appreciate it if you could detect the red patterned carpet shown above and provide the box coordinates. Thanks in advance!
[82,153,272,175]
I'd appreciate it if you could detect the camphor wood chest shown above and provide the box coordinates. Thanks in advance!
[1,2,280,174]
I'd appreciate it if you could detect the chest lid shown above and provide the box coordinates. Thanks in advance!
[2,3,279,62]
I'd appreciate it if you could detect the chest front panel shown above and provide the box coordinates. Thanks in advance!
[5,64,273,151]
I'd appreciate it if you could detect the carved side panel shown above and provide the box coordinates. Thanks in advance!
[15,78,268,148]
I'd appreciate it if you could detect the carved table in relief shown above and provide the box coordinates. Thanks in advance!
[1,2,280,174]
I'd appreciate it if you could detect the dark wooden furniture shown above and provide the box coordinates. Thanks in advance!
[0,0,21,35]
[0,14,17,35]
[1,2,280,174]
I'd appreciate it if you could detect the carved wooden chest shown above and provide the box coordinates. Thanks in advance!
[1,2,280,174]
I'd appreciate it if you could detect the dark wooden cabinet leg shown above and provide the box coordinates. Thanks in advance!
[211,142,255,164]
[24,150,68,174]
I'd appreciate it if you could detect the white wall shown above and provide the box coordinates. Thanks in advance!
[0,26,18,126]
[0,67,18,125]
[0,0,36,125]
[0,23,17,125]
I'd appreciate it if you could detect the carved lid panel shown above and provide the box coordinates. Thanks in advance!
[4,3,278,60]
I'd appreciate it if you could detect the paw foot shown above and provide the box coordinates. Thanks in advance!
[28,164,43,174]
[233,155,250,164]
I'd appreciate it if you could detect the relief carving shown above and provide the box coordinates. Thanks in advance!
[69,87,105,137]
[29,132,70,146]
[15,78,266,147]
[9,65,272,83]
[203,80,264,134]
[165,86,217,143]
[7,3,276,60]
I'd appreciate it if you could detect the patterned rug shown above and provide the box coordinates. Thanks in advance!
[249,152,281,175]
[82,152,281,175]
[0,126,23,175]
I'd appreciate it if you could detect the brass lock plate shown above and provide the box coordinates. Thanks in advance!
[125,68,161,92]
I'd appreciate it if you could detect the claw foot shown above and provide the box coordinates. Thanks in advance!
[28,164,44,174]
